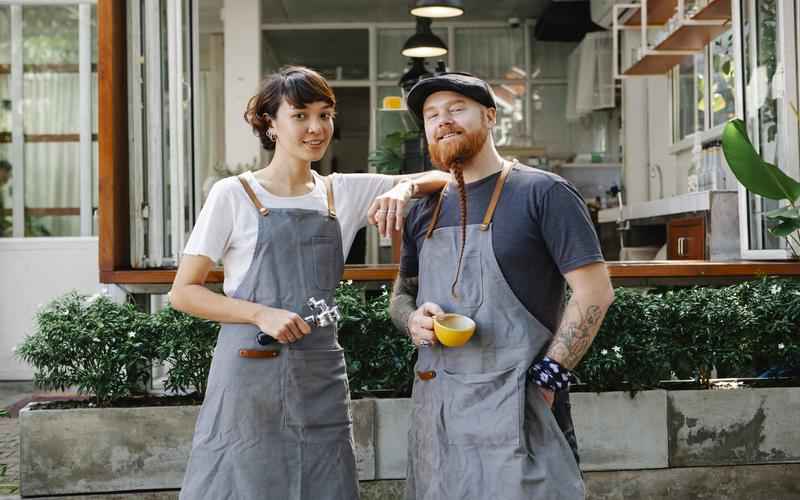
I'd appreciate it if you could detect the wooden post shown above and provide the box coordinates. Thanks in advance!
[97,0,129,281]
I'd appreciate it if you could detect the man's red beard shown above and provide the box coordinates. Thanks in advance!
[428,125,489,174]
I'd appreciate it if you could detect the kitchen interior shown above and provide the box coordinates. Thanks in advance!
[191,0,797,271]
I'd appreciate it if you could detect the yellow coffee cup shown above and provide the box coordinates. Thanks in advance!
[433,313,476,347]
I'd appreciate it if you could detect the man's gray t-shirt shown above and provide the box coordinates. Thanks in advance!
[401,166,604,333]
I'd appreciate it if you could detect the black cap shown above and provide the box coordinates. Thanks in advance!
[406,72,496,121]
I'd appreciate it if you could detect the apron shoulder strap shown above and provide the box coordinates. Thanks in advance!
[237,174,270,216]
[425,187,447,239]
[323,174,337,219]
[480,160,516,231]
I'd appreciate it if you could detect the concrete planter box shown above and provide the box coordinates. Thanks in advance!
[17,388,800,497]
[668,387,800,467]
[18,401,377,497]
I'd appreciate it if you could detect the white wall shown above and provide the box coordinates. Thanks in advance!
[223,0,261,170]
[0,237,103,380]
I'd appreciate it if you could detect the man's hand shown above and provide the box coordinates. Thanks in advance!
[407,302,444,347]
[367,181,415,239]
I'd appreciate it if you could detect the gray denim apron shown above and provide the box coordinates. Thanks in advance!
[180,174,358,500]
[406,162,585,500]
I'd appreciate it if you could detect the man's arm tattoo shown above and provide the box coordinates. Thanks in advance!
[389,275,419,336]
[546,298,605,369]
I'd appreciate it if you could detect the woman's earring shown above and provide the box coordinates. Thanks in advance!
[267,130,277,142]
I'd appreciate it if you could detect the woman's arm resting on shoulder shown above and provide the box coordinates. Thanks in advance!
[367,170,450,237]
[169,255,311,344]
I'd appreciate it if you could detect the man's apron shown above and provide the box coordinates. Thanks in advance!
[406,163,585,500]
[180,175,358,500]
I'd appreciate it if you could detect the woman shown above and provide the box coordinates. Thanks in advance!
[170,66,448,500]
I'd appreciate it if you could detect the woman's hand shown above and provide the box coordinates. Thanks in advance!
[253,306,312,344]
[367,180,415,239]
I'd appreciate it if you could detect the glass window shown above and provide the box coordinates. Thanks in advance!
[263,29,369,81]
[492,82,527,146]
[531,41,576,80]
[23,5,81,236]
[454,27,524,81]
[742,0,782,251]
[532,84,571,155]
[675,54,704,141]
[710,29,736,127]
[377,28,446,82]
[0,6,10,237]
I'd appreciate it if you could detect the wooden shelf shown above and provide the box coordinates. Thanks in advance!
[693,0,732,20]
[654,20,731,51]
[622,0,732,76]
[623,53,688,75]
[624,0,677,26]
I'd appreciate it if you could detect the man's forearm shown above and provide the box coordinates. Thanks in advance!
[545,293,611,370]
[389,274,419,335]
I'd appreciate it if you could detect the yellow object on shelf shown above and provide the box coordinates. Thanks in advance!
[382,96,403,110]
[433,313,476,347]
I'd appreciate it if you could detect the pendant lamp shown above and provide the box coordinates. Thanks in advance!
[401,17,448,58]
[409,0,464,18]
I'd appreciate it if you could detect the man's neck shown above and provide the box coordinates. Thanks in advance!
[457,141,506,184]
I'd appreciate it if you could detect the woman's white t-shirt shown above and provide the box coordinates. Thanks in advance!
[183,170,395,297]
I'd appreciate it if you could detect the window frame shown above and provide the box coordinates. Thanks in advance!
[3,0,96,238]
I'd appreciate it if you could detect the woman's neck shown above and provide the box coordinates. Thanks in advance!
[254,148,316,197]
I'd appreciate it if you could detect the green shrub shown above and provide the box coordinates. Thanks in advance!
[16,292,154,407]
[337,281,415,397]
[17,278,800,406]
[149,305,219,398]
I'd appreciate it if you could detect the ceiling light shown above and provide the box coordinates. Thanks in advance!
[401,17,448,58]
[409,0,464,18]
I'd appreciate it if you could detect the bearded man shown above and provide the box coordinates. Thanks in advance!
[389,73,615,500]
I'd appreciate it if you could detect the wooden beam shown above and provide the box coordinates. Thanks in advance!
[100,261,800,286]
[97,0,129,275]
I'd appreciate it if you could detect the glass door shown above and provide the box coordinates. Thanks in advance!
[129,0,197,267]
[737,0,800,258]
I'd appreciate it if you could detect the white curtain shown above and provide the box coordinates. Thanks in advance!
[21,73,95,236]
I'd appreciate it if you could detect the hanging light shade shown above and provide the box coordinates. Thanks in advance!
[402,17,448,58]
[409,0,464,18]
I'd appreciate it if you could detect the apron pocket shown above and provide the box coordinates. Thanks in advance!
[441,366,520,447]
[312,236,338,291]
[450,253,484,311]
[285,348,352,429]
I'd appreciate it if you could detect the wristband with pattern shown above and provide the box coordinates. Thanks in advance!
[527,355,571,393]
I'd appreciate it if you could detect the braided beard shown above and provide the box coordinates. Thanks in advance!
[428,126,489,298]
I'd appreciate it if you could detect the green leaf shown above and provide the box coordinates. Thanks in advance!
[769,217,800,237]
[721,119,800,202]
[765,206,800,219]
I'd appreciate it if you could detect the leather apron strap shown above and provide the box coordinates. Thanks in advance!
[323,174,337,219]
[425,160,516,238]
[237,174,270,216]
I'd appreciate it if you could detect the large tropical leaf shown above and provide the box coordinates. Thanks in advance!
[721,119,800,203]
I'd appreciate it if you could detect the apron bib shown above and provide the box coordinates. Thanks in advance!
[180,175,358,500]
[406,163,585,500]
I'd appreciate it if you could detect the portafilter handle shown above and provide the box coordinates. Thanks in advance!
[255,297,339,345]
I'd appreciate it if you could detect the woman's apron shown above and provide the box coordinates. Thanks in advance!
[180,175,358,500]
[406,163,585,500]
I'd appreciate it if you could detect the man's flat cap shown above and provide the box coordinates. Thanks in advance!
[406,72,496,121]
